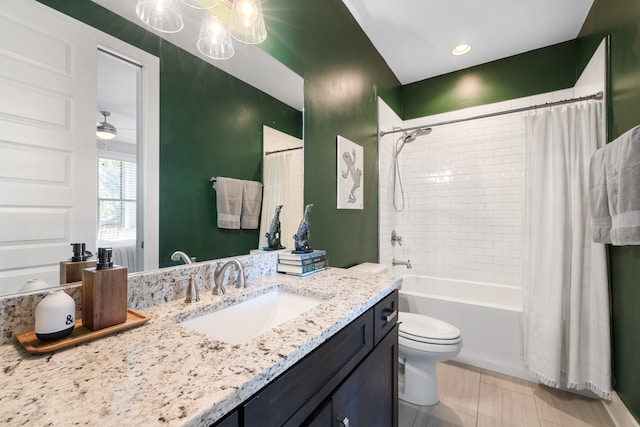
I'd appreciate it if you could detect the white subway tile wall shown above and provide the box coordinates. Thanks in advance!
[378,89,574,286]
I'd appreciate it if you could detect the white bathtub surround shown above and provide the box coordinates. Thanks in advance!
[399,275,528,380]
[522,100,611,397]
[378,93,533,285]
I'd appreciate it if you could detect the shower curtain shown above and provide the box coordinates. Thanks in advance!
[522,100,611,397]
[259,152,288,249]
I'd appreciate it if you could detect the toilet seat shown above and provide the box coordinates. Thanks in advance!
[399,312,462,345]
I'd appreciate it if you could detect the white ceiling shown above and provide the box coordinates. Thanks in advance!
[97,51,138,145]
[90,0,304,111]
[341,0,594,84]
[92,0,595,118]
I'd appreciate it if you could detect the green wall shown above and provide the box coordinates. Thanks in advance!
[284,0,401,267]
[38,0,401,270]
[402,40,578,119]
[36,0,303,267]
[578,0,640,421]
[260,0,402,267]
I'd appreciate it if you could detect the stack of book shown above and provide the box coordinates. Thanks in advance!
[277,250,328,276]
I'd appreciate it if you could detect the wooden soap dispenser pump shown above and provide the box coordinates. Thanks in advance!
[82,247,128,331]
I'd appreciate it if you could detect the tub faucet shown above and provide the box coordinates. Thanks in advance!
[213,259,246,295]
[171,250,193,265]
[391,230,403,246]
[392,258,412,269]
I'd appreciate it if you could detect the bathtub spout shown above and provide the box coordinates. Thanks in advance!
[392,258,412,269]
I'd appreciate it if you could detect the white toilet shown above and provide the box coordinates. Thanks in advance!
[349,263,463,406]
[398,312,462,405]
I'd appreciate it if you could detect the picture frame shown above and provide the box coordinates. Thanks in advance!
[336,135,363,209]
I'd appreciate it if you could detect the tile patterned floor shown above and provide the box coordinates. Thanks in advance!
[399,361,614,427]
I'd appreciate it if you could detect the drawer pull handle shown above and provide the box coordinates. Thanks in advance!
[337,415,350,426]
[382,308,397,322]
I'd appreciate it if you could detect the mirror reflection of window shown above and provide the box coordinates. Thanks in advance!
[97,50,142,272]
[98,158,137,241]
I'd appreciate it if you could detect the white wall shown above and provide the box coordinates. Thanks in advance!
[378,40,606,289]
[377,98,403,267]
[380,89,575,287]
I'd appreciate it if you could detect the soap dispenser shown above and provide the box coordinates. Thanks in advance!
[82,248,128,331]
[60,243,96,284]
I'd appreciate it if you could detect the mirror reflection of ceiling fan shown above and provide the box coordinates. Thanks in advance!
[96,109,137,145]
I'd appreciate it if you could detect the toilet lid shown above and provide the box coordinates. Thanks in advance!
[399,312,461,344]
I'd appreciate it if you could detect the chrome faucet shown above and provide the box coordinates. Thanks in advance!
[391,230,403,246]
[213,259,246,295]
[392,258,412,269]
[171,250,193,265]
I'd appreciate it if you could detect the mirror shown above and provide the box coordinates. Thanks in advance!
[259,126,304,251]
[96,50,143,273]
[0,0,303,297]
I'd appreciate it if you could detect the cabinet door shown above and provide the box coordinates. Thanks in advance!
[213,410,238,427]
[245,310,373,427]
[332,325,398,427]
[303,400,332,427]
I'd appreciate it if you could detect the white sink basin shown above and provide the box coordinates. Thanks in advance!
[180,290,324,344]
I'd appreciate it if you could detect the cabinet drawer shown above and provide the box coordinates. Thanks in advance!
[373,290,398,345]
[244,309,373,427]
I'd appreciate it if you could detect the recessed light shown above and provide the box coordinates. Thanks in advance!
[452,43,472,56]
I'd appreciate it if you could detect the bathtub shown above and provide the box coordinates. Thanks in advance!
[399,275,529,380]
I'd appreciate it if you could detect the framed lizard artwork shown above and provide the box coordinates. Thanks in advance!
[337,135,363,209]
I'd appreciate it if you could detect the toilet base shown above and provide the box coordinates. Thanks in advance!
[399,358,439,406]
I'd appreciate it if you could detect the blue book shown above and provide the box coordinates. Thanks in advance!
[278,259,329,275]
[278,249,326,262]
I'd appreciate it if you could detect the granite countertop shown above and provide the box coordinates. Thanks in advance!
[0,268,396,426]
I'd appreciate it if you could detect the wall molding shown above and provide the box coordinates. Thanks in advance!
[604,392,640,427]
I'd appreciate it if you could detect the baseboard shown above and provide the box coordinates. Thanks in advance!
[604,392,640,427]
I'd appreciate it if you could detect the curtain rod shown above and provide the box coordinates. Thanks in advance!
[265,146,303,155]
[379,91,604,137]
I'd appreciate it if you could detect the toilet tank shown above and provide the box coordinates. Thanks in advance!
[349,262,389,274]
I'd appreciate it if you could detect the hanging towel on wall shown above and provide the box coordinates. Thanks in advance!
[241,180,263,229]
[589,124,640,245]
[213,177,243,229]
[588,147,612,243]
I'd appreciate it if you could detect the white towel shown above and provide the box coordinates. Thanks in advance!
[609,125,640,245]
[213,177,243,229]
[590,125,640,245]
[589,147,612,243]
[241,180,263,229]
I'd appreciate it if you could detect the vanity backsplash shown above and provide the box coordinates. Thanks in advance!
[0,252,278,346]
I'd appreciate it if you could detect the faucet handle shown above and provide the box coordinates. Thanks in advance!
[183,274,200,303]
[391,230,403,246]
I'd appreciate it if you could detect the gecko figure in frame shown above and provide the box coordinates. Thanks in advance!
[341,149,362,203]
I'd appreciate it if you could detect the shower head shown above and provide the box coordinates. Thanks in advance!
[404,127,432,142]
[396,127,432,155]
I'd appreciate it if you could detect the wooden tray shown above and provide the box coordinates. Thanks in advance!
[16,309,151,354]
